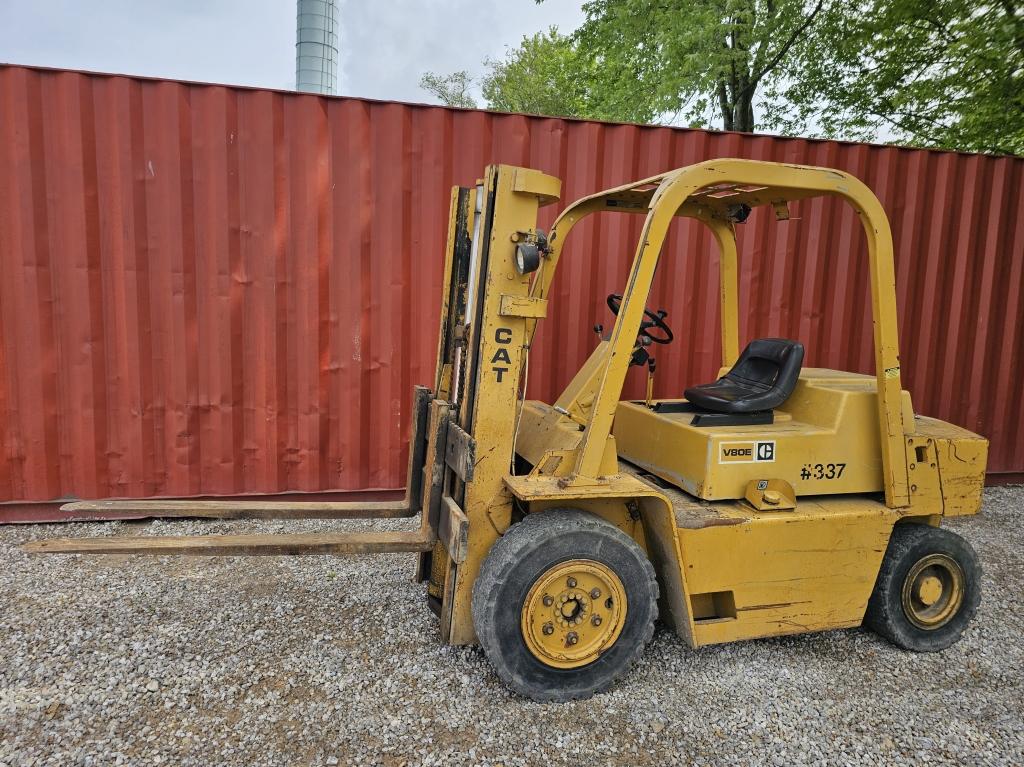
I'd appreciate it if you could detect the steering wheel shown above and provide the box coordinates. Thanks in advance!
[606,293,674,344]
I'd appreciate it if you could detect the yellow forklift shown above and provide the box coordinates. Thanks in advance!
[27,160,987,702]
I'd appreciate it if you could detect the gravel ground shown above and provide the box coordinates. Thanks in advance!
[2,487,1022,767]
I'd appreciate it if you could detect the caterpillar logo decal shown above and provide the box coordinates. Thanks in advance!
[719,440,776,463]
[491,327,513,382]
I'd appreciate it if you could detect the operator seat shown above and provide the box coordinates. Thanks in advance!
[685,338,804,414]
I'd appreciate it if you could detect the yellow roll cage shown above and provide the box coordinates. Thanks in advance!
[527,159,909,508]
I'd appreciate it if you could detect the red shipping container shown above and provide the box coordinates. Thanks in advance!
[1,64,1021,521]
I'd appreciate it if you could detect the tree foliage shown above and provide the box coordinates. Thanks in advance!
[573,0,825,132]
[418,70,477,109]
[478,28,595,118]
[421,29,653,121]
[419,0,1024,153]
[480,28,646,120]
[777,0,1024,154]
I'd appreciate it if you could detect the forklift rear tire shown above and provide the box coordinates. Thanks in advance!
[865,523,981,652]
[472,508,658,702]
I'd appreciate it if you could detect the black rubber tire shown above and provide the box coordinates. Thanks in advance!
[472,508,658,702]
[864,523,981,651]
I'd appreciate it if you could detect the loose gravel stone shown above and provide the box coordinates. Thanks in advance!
[1,488,1022,766]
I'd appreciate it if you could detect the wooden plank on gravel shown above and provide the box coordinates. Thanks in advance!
[58,499,415,521]
[21,531,435,556]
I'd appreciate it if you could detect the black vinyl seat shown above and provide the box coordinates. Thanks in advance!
[684,338,804,414]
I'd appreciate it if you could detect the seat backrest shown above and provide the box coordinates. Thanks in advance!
[727,338,804,395]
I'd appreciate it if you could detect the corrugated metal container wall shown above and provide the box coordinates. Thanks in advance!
[1,64,1022,507]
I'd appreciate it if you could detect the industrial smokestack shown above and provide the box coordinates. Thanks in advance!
[296,0,338,95]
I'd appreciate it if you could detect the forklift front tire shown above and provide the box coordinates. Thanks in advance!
[472,508,658,702]
[865,523,981,652]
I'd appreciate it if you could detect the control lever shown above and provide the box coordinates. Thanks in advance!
[629,335,652,367]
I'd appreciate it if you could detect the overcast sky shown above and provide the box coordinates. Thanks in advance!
[0,0,586,103]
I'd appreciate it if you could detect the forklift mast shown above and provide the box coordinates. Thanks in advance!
[422,166,561,643]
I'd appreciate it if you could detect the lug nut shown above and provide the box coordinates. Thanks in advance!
[591,588,601,599]
[567,577,577,588]
[543,595,553,607]
[592,615,602,626]
[543,622,554,635]
[566,632,579,646]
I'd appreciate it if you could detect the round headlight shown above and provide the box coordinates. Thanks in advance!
[515,243,541,275]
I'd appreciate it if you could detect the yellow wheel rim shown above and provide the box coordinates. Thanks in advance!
[901,553,965,630]
[520,559,627,669]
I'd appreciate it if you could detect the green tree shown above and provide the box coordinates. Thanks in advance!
[421,29,655,122]
[777,0,1024,154]
[421,1,1022,153]
[572,0,826,132]
[481,28,612,119]
[418,70,478,109]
